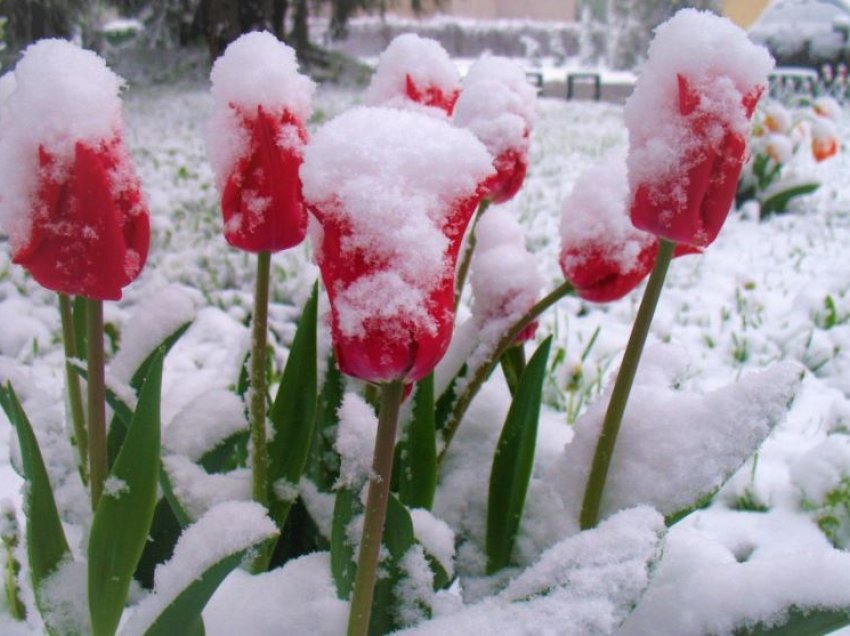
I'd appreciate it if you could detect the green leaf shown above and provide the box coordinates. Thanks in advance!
[89,350,163,636]
[198,430,249,474]
[134,498,183,590]
[267,284,318,527]
[760,182,820,217]
[398,373,437,510]
[141,550,248,636]
[369,494,416,636]
[0,384,71,629]
[735,607,850,635]
[308,354,344,491]
[486,336,552,575]
[330,487,358,600]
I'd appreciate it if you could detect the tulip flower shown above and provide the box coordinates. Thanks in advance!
[302,106,492,635]
[364,33,461,116]
[811,117,839,162]
[207,31,314,518]
[629,74,763,248]
[12,139,150,301]
[0,38,152,507]
[208,32,314,254]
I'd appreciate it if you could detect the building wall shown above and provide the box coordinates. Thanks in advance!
[722,0,771,28]
[448,0,575,21]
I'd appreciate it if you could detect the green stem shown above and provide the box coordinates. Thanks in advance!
[250,251,271,508]
[58,294,88,485]
[346,380,405,636]
[454,199,490,310]
[579,239,675,530]
[87,299,106,510]
[438,280,574,465]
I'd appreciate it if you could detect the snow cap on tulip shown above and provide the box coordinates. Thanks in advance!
[470,208,542,343]
[454,56,537,204]
[811,117,839,162]
[301,106,494,383]
[0,39,149,300]
[560,151,697,302]
[625,9,773,248]
[364,33,461,116]
[207,31,315,253]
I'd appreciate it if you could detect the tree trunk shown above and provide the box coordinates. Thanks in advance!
[289,0,310,59]
[204,0,241,59]
[273,0,289,40]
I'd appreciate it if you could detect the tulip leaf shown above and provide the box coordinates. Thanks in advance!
[398,373,437,510]
[734,607,850,635]
[369,493,416,636]
[330,487,358,600]
[486,336,552,575]
[308,354,344,492]
[89,350,163,636]
[0,383,71,631]
[760,182,820,217]
[141,550,248,636]
[267,284,318,528]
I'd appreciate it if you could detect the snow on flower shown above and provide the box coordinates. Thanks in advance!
[207,31,315,252]
[301,106,493,383]
[625,9,773,248]
[364,33,461,116]
[0,39,150,300]
[470,208,542,343]
[811,116,839,162]
[454,56,537,203]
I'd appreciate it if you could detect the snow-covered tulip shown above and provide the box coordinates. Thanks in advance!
[301,107,493,384]
[0,40,149,301]
[454,57,536,204]
[470,209,542,342]
[364,33,461,116]
[207,32,314,253]
[625,10,773,248]
[812,117,839,162]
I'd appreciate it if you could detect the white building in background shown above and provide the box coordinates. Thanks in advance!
[445,0,575,21]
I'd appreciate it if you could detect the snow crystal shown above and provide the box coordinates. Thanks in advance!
[301,106,492,339]
[109,284,195,383]
[164,389,247,461]
[124,501,277,636]
[0,39,126,250]
[204,552,347,635]
[335,392,378,488]
[620,509,850,635]
[553,345,802,530]
[470,208,541,353]
[396,545,437,627]
[102,476,128,498]
[460,56,536,128]
[410,508,456,577]
[560,150,652,275]
[163,455,250,520]
[207,31,314,189]
[396,508,663,636]
[624,10,773,197]
[364,33,460,115]
[299,478,335,540]
[790,434,850,506]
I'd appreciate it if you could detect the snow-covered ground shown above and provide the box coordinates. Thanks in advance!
[4,40,850,633]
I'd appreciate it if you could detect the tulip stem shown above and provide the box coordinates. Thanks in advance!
[347,380,405,636]
[58,294,88,485]
[579,239,675,530]
[439,279,574,466]
[250,251,272,510]
[454,199,490,310]
[87,299,107,510]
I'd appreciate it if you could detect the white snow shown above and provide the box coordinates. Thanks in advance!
[363,33,460,115]
[163,389,247,461]
[163,455,251,521]
[335,392,378,488]
[0,39,125,251]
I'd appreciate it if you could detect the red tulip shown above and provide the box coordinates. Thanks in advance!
[12,138,149,301]
[560,238,700,303]
[482,145,528,204]
[405,74,460,115]
[630,75,763,248]
[220,105,308,252]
